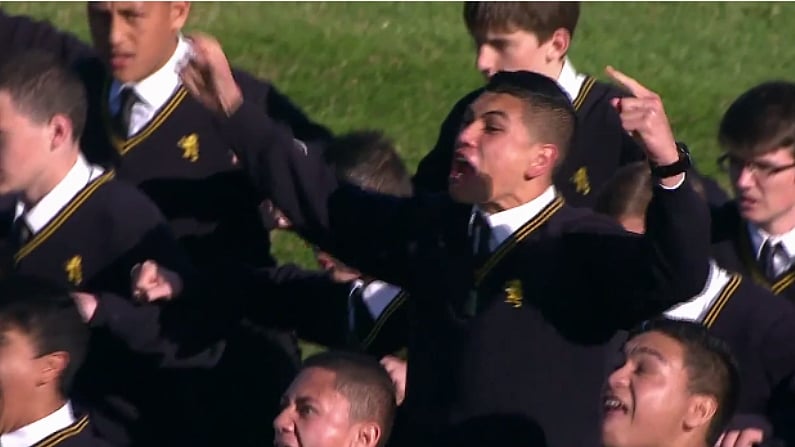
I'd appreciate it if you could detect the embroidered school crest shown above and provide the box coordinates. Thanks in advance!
[64,255,83,286]
[504,279,523,308]
[570,167,591,195]
[177,133,200,162]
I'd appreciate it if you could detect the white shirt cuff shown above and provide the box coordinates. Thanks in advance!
[658,172,686,190]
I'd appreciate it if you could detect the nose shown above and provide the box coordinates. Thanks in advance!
[734,164,756,192]
[607,363,631,390]
[108,13,126,49]
[476,45,496,79]
[456,121,479,150]
[273,407,294,434]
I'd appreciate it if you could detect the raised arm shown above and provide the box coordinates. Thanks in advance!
[180,33,445,286]
[574,68,711,327]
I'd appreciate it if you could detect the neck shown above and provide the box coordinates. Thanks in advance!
[22,150,78,209]
[480,181,551,215]
[548,59,566,81]
[3,395,66,434]
[758,212,795,236]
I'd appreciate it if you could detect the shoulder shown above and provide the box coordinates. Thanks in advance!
[556,202,627,236]
[90,174,166,226]
[32,413,112,447]
[231,66,273,101]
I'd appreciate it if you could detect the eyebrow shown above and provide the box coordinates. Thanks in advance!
[481,110,509,120]
[626,345,668,364]
[294,395,318,406]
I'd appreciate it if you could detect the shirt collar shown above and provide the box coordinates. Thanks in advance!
[1,402,75,447]
[15,154,104,234]
[472,186,557,248]
[664,260,731,322]
[747,222,795,261]
[556,57,587,104]
[109,36,191,112]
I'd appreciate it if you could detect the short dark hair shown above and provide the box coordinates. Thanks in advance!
[718,81,795,159]
[595,162,707,221]
[483,70,576,168]
[302,351,397,447]
[323,131,413,197]
[629,318,740,446]
[0,50,87,141]
[594,161,653,220]
[463,2,581,44]
[0,275,89,397]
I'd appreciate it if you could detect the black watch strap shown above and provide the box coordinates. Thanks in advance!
[650,142,691,178]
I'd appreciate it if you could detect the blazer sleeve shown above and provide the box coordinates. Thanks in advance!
[569,176,711,328]
[215,100,440,288]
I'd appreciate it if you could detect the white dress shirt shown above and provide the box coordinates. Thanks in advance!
[748,222,795,277]
[664,260,731,321]
[556,57,587,104]
[15,154,105,235]
[108,37,191,137]
[349,279,404,324]
[1,402,76,447]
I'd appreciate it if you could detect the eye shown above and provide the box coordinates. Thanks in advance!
[296,404,315,417]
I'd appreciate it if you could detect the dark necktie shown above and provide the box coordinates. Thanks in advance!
[10,217,32,250]
[469,211,493,267]
[759,239,788,282]
[113,87,138,138]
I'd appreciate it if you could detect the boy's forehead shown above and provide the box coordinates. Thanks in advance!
[624,331,684,362]
[471,92,524,117]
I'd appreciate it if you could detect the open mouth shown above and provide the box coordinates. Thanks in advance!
[449,154,476,182]
[602,393,629,416]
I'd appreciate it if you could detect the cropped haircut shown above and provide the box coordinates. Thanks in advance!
[463,2,581,44]
[323,130,413,197]
[302,351,397,447]
[595,162,707,221]
[0,275,89,397]
[0,50,87,141]
[630,318,740,447]
[719,81,795,159]
[484,70,576,169]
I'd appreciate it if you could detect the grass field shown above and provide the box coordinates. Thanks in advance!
[5,2,795,268]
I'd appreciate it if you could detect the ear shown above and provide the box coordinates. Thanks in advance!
[524,143,558,179]
[49,114,74,151]
[545,28,571,63]
[683,394,718,432]
[37,351,69,387]
[353,422,381,447]
[169,2,191,31]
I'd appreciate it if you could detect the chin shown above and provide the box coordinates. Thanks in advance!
[448,183,482,205]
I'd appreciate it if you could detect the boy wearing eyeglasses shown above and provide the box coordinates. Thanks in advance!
[712,81,795,304]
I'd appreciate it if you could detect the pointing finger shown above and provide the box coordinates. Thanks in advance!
[606,66,653,98]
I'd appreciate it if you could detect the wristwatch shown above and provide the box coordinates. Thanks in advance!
[649,142,691,178]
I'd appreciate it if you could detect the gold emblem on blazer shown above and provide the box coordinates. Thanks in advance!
[571,167,591,195]
[178,133,200,162]
[504,279,523,308]
[65,255,83,286]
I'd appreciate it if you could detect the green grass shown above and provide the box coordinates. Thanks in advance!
[6,2,795,268]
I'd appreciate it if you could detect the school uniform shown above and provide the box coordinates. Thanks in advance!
[72,38,332,446]
[223,99,711,447]
[711,201,795,301]
[0,9,94,66]
[663,261,795,446]
[0,154,206,447]
[412,59,729,208]
[1,402,112,447]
